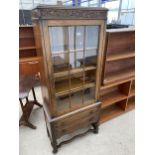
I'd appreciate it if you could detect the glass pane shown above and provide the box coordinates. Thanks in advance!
[70,72,84,91]
[86,26,99,48]
[49,27,65,53]
[70,90,83,108]
[69,51,84,69]
[56,95,70,112]
[68,26,84,52]
[68,26,74,51]
[85,69,96,83]
[84,87,96,104]
[55,77,69,96]
[52,53,70,73]
[48,25,99,113]
[85,50,97,67]
[75,26,84,50]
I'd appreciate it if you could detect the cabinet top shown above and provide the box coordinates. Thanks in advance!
[106,27,135,33]
[32,5,108,20]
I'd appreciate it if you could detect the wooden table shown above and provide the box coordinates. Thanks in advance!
[19,75,42,129]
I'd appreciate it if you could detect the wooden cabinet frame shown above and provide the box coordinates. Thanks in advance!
[32,6,108,153]
[39,20,106,116]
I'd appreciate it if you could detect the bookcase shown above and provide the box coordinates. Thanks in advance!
[19,25,37,58]
[19,25,42,77]
[100,28,135,123]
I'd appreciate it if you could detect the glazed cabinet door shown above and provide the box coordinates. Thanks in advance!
[47,22,103,116]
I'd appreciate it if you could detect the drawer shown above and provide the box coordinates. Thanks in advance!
[54,105,99,128]
[55,116,97,138]
[52,103,100,139]
[19,57,41,76]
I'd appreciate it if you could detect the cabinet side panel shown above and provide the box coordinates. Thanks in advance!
[33,20,54,115]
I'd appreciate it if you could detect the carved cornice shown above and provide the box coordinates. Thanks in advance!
[32,6,108,20]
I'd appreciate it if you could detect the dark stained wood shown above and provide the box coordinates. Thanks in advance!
[19,75,42,129]
[32,6,107,152]
[32,5,108,20]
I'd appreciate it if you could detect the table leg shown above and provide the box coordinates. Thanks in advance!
[32,87,42,107]
[19,100,37,130]
[19,120,36,129]
[19,99,24,112]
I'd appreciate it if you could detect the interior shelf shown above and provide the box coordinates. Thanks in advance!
[106,52,135,62]
[104,68,135,86]
[129,88,135,97]
[101,91,127,109]
[55,79,95,97]
[126,96,135,111]
[19,25,34,28]
[52,47,97,55]
[19,46,36,51]
[54,66,96,78]
[100,103,124,123]
[19,36,34,39]
[129,79,135,97]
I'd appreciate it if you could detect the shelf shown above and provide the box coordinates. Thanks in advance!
[52,47,97,55]
[54,66,96,78]
[106,52,135,61]
[19,25,34,28]
[19,46,36,51]
[129,88,135,97]
[19,56,41,63]
[100,104,124,123]
[19,36,34,39]
[55,79,95,97]
[104,68,135,86]
[101,91,127,109]
[126,100,135,111]
[101,77,134,90]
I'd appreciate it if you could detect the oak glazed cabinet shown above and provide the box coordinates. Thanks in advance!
[32,5,108,153]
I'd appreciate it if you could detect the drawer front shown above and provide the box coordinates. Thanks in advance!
[19,57,41,76]
[53,104,100,138]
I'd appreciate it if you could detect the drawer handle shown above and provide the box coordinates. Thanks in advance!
[28,61,39,65]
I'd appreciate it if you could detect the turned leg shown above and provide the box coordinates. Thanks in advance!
[51,137,58,153]
[92,122,99,134]
[52,145,58,154]
[50,124,58,153]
